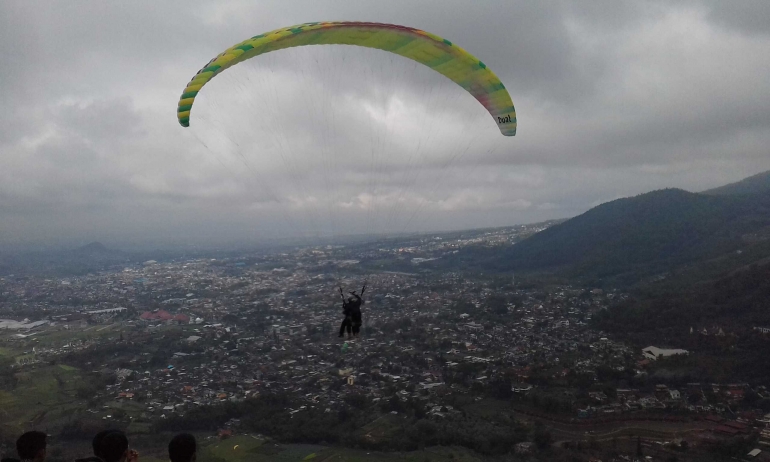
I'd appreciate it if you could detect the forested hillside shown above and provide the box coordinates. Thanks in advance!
[450,188,770,284]
[702,169,770,196]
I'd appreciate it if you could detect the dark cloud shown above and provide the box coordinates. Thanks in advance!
[702,0,770,36]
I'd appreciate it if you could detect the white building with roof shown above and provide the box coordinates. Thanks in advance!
[642,346,688,361]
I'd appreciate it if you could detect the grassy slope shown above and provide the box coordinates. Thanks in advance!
[0,364,84,437]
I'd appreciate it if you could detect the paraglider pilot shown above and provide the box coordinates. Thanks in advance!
[338,281,366,339]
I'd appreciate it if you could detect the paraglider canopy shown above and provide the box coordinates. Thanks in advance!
[178,21,516,136]
[176,20,519,241]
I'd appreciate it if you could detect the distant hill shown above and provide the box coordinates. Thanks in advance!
[454,187,770,284]
[702,170,770,196]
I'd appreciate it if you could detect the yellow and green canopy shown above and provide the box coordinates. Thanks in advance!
[178,21,516,136]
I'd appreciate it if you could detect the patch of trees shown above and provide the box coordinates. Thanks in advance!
[594,261,770,384]
[153,392,533,456]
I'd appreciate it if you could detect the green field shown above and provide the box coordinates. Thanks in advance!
[0,347,19,357]
[0,363,85,437]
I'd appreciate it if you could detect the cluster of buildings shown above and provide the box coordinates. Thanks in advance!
[2,228,770,458]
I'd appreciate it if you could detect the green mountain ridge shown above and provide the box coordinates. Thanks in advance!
[701,169,770,196]
[445,171,770,285]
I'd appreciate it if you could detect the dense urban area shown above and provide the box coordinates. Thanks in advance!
[1,223,770,462]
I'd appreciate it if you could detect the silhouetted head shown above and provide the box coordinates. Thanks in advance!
[97,431,128,462]
[169,433,197,462]
[92,429,116,459]
[16,431,46,462]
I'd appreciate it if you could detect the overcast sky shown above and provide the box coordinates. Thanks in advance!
[1,1,769,251]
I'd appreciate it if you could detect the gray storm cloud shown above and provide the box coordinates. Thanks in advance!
[1,0,769,250]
